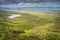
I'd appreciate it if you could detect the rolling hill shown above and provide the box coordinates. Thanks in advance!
[0,10,60,40]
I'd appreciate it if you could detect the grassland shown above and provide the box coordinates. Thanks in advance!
[0,10,60,40]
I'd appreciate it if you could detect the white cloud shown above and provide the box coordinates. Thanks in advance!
[0,2,60,7]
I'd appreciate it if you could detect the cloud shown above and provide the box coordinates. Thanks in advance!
[0,2,60,10]
[0,2,60,7]
[15,2,60,7]
[0,0,60,5]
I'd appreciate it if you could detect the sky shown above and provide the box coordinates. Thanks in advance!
[0,0,60,8]
[0,0,60,5]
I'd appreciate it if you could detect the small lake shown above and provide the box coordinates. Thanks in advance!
[8,14,22,19]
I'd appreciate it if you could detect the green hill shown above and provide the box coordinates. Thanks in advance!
[0,10,60,40]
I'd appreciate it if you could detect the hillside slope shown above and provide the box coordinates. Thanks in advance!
[0,10,60,40]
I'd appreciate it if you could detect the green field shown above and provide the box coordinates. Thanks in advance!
[0,10,60,40]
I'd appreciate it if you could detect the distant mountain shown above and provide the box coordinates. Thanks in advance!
[0,0,60,5]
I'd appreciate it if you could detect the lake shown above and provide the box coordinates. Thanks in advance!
[0,7,60,11]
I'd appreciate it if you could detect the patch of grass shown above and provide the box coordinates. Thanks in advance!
[0,10,60,40]
[46,32,60,40]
